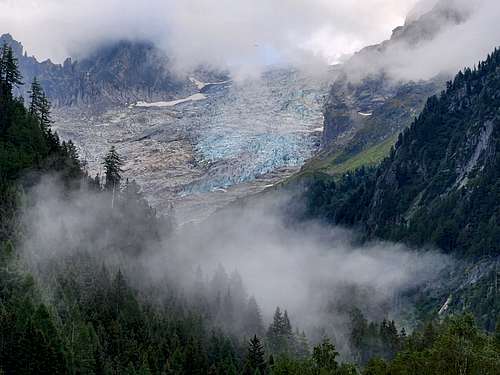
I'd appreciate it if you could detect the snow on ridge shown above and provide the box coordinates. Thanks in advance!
[189,76,232,91]
[189,77,207,90]
[133,93,207,108]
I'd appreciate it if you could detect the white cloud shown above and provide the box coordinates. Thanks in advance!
[2,1,497,81]
[0,0,419,72]
[343,0,500,82]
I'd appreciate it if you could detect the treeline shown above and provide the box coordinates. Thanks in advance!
[0,44,82,242]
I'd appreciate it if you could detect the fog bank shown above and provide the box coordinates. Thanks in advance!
[21,177,450,343]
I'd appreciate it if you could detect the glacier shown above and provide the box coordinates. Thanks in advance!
[53,68,332,222]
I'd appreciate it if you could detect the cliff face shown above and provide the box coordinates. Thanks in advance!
[318,0,470,173]
[0,34,217,108]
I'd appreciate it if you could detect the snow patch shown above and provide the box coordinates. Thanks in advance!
[189,77,206,90]
[456,121,493,189]
[189,77,232,91]
[438,295,452,315]
[212,187,228,193]
[358,111,373,116]
[133,93,207,108]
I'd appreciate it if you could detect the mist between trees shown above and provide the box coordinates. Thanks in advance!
[19,174,450,360]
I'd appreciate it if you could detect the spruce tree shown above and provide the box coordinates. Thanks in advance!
[242,296,264,338]
[245,335,266,375]
[266,307,287,355]
[29,77,43,116]
[29,77,53,133]
[38,92,52,132]
[312,338,339,371]
[268,307,284,337]
[282,310,293,337]
[103,146,123,192]
[1,44,22,94]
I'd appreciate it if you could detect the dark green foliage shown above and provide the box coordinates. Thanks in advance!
[312,338,339,371]
[267,316,499,375]
[304,48,500,258]
[0,44,83,242]
[362,315,500,375]
[266,307,298,356]
[28,77,53,133]
[348,309,403,365]
[0,43,23,95]
[245,335,267,374]
[103,145,123,191]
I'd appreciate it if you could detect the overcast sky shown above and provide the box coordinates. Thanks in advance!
[0,0,423,68]
[2,0,497,82]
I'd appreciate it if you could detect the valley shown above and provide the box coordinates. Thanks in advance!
[1,0,500,373]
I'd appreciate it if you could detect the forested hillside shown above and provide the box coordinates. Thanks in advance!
[305,48,500,258]
[1,40,499,374]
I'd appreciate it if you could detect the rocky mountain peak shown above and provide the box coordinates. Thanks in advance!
[0,34,211,109]
[0,33,24,57]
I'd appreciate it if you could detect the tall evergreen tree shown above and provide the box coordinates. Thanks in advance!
[103,146,123,192]
[312,338,339,372]
[242,296,264,338]
[1,44,22,94]
[245,335,266,375]
[29,77,43,116]
[266,307,296,355]
[268,307,284,337]
[282,310,293,337]
[29,77,52,132]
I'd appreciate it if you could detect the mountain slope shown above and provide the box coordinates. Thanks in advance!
[305,48,500,259]
[301,0,472,178]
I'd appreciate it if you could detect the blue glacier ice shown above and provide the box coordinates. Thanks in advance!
[174,68,328,193]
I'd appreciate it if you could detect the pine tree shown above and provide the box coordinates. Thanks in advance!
[266,307,292,355]
[27,77,60,156]
[29,77,44,117]
[268,307,284,337]
[65,140,79,162]
[0,45,4,82]
[245,335,266,375]
[242,296,264,338]
[495,317,500,351]
[282,310,293,337]
[102,146,123,192]
[312,338,339,372]
[1,44,22,94]
[295,330,310,359]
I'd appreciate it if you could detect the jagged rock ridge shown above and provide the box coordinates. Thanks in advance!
[313,0,472,176]
[0,33,224,108]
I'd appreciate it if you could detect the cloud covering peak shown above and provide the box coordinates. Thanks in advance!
[1,1,498,81]
[0,0,420,72]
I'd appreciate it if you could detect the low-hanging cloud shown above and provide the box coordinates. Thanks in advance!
[344,0,500,82]
[1,1,499,81]
[21,176,451,348]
